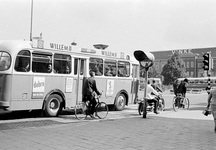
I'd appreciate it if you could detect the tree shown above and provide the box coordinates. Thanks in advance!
[161,53,186,85]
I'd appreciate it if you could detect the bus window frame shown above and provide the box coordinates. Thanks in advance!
[54,53,71,74]
[32,51,52,73]
[104,59,117,77]
[89,57,103,76]
[15,50,31,72]
[0,51,11,71]
[117,61,130,77]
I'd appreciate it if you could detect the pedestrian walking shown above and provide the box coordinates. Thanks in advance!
[206,88,216,133]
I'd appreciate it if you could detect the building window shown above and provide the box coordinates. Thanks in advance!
[154,62,159,70]
[190,71,194,77]
[191,61,194,68]
[186,61,190,68]
[161,63,165,70]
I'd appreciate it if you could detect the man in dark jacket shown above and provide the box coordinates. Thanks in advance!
[83,70,101,118]
[173,79,180,96]
[178,78,189,97]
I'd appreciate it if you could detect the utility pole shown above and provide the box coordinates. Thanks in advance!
[30,0,33,41]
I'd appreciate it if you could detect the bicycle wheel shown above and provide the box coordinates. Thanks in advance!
[173,97,179,112]
[138,103,143,115]
[74,102,87,120]
[158,98,165,111]
[95,102,108,119]
[182,98,190,110]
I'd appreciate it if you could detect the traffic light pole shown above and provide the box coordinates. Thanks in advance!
[202,52,211,93]
[207,71,211,93]
[143,67,148,118]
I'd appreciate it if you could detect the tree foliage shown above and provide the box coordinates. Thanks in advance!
[161,53,186,85]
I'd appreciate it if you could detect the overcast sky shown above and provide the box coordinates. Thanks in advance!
[1,0,216,55]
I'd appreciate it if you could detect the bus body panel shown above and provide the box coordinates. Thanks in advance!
[0,74,11,107]
[95,77,133,105]
[10,74,76,110]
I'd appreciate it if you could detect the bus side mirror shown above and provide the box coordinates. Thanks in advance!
[133,50,155,69]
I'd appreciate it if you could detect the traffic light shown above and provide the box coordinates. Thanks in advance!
[203,52,210,70]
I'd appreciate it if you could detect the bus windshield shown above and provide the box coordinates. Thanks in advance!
[0,51,11,71]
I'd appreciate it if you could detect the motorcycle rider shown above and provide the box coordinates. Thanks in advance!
[146,80,160,114]
[151,79,162,93]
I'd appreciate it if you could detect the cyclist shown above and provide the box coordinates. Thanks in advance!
[173,79,180,96]
[146,80,160,114]
[177,78,189,98]
[83,70,101,118]
[175,78,189,106]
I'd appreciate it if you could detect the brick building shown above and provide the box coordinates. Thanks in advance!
[151,47,216,78]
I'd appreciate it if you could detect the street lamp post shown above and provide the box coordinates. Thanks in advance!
[30,0,33,41]
[134,50,155,118]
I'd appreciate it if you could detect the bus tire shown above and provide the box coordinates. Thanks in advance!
[114,93,126,111]
[44,94,62,117]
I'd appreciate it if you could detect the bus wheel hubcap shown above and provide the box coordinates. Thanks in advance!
[118,96,124,106]
[50,99,59,110]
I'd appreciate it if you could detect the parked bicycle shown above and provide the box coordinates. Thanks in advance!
[173,93,190,111]
[74,94,108,120]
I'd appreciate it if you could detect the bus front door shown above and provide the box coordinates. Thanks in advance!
[74,58,86,105]
[131,64,139,104]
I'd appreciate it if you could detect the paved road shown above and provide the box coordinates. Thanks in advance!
[0,92,215,150]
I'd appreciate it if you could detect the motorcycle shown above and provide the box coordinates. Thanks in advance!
[137,93,165,117]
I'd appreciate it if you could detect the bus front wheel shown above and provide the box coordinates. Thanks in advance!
[44,94,62,117]
[115,93,126,111]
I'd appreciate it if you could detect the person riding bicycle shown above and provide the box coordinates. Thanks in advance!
[173,79,180,96]
[146,80,160,114]
[177,78,189,97]
[83,70,101,118]
[175,78,189,106]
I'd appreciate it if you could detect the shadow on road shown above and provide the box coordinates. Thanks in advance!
[0,110,42,120]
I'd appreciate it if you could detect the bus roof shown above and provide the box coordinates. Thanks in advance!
[0,39,137,63]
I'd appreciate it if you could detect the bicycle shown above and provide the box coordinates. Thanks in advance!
[172,93,190,112]
[74,94,108,120]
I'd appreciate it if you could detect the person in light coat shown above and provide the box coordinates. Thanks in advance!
[146,80,160,114]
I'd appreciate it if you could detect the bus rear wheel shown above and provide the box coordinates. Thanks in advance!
[115,93,126,111]
[44,94,62,117]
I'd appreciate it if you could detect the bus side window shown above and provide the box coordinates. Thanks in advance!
[32,52,52,73]
[104,59,116,77]
[54,54,71,74]
[89,58,103,76]
[118,61,130,77]
[15,50,30,72]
